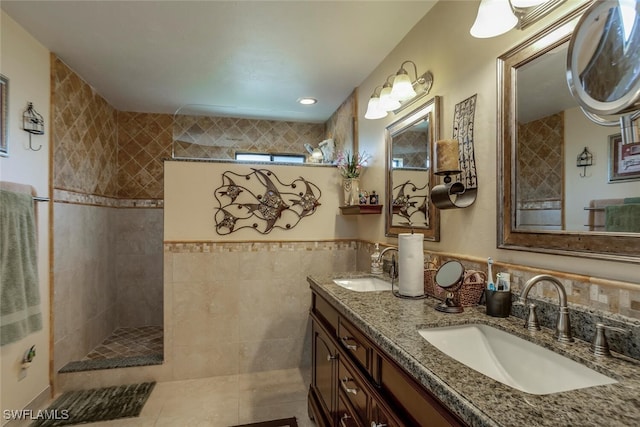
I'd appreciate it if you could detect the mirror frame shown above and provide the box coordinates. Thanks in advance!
[497,2,640,264]
[385,96,440,241]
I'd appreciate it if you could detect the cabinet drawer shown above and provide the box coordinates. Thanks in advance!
[338,317,371,373]
[337,392,362,427]
[380,357,465,427]
[313,293,339,334]
[338,359,368,425]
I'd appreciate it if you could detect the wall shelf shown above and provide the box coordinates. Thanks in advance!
[339,204,383,215]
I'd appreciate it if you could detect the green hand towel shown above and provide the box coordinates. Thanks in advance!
[623,197,640,204]
[0,189,42,346]
[605,204,640,233]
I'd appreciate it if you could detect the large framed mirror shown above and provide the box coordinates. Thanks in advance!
[498,2,640,263]
[385,96,440,240]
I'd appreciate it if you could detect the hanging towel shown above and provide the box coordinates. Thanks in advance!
[605,204,640,233]
[0,188,42,346]
[624,197,640,205]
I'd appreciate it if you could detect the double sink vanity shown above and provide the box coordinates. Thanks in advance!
[307,273,640,427]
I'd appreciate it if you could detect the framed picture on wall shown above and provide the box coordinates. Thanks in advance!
[608,133,640,183]
[0,74,7,157]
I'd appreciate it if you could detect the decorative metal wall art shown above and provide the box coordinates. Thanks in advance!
[214,168,321,235]
[431,94,478,209]
[453,94,478,190]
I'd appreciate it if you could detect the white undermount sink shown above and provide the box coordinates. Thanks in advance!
[418,324,616,395]
[333,277,392,292]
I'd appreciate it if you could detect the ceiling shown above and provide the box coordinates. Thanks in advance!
[1,1,438,123]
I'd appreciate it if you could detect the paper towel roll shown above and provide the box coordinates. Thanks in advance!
[398,233,425,296]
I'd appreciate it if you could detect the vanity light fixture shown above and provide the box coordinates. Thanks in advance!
[364,86,388,120]
[364,61,434,120]
[470,0,566,39]
[379,75,402,112]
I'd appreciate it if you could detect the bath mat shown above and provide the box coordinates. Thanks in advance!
[29,382,155,426]
[231,417,298,427]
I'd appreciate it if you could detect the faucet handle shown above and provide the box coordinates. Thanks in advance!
[591,323,629,357]
[524,303,541,332]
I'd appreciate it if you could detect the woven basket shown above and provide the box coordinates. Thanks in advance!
[423,263,439,298]
[457,270,487,307]
[427,269,486,306]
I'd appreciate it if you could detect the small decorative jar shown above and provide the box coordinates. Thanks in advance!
[369,191,379,205]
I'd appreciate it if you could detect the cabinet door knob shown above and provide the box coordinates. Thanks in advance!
[326,353,337,362]
[340,377,359,395]
[371,423,387,427]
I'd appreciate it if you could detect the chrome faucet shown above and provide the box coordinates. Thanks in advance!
[377,247,398,280]
[519,274,574,343]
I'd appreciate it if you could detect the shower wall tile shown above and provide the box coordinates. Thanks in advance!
[164,241,357,379]
[52,57,119,197]
[117,112,173,199]
[53,203,118,373]
[325,89,356,154]
[115,208,164,327]
[173,115,326,160]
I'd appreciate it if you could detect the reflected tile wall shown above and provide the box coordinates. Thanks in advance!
[164,241,357,379]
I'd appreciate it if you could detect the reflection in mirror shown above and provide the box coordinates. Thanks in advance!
[385,96,440,241]
[498,3,640,262]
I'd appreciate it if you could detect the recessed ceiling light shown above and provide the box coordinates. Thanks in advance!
[298,97,317,105]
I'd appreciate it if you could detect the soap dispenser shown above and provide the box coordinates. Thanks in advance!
[371,243,382,275]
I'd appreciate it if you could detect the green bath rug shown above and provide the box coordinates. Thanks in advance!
[29,382,155,426]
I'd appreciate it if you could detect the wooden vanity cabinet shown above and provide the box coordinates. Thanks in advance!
[309,290,467,427]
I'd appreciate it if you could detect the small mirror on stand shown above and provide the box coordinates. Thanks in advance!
[434,260,465,313]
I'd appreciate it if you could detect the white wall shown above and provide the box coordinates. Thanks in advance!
[355,0,638,284]
[0,11,51,421]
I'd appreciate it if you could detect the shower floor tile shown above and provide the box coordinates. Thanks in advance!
[83,326,163,361]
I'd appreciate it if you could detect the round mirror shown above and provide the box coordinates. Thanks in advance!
[567,0,640,115]
[434,260,464,289]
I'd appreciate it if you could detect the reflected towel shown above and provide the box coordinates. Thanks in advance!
[605,204,640,233]
[0,189,42,346]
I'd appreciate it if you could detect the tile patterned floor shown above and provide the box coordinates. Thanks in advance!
[83,326,163,361]
[27,368,313,427]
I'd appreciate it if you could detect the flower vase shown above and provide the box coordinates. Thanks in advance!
[342,178,360,206]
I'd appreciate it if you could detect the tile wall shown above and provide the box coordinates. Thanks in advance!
[52,203,117,373]
[164,241,357,379]
[173,115,325,160]
[52,58,164,374]
[517,112,563,204]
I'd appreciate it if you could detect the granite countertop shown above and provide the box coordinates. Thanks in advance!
[308,272,640,427]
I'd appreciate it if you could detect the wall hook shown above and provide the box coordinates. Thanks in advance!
[23,102,44,151]
[27,134,42,151]
[577,146,593,178]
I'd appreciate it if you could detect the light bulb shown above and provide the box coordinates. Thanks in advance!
[390,72,417,101]
[470,0,518,38]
